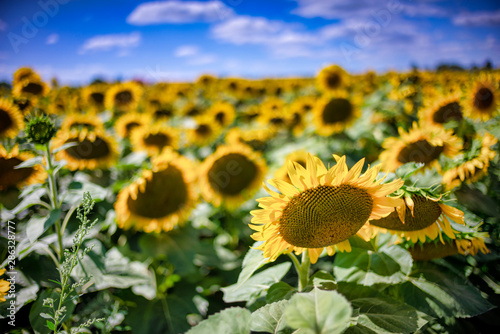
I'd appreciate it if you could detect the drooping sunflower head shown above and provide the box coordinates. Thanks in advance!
[441,132,497,190]
[317,65,350,92]
[115,112,152,139]
[364,185,465,244]
[81,83,108,112]
[115,149,198,233]
[379,123,462,173]
[464,76,498,121]
[419,93,463,128]
[0,145,47,191]
[251,154,404,263]
[208,101,236,127]
[12,78,50,100]
[52,130,118,170]
[313,93,360,136]
[0,98,24,139]
[130,123,179,156]
[105,81,143,112]
[199,143,268,209]
[186,116,223,147]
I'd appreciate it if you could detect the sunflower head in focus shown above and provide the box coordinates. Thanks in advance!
[208,101,236,127]
[115,149,198,233]
[0,268,10,303]
[442,132,497,190]
[81,83,108,112]
[313,92,360,136]
[115,112,152,139]
[131,123,179,156]
[186,116,223,147]
[251,154,404,263]
[317,65,350,93]
[52,130,118,170]
[0,145,47,191]
[419,93,463,128]
[105,82,143,112]
[0,98,24,139]
[379,123,462,173]
[363,185,465,244]
[464,76,499,121]
[199,143,267,209]
[12,78,50,100]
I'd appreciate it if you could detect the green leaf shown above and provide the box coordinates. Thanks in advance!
[0,284,39,319]
[52,141,78,153]
[26,209,61,244]
[310,271,337,291]
[39,313,53,320]
[46,320,55,330]
[62,174,109,203]
[267,282,297,303]
[251,300,293,334]
[400,262,494,318]
[334,245,412,285]
[231,243,270,290]
[284,288,352,334]
[6,187,47,215]
[14,156,44,169]
[222,262,291,304]
[186,307,252,334]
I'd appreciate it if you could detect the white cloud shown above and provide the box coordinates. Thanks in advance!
[453,10,500,26]
[127,0,234,25]
[174,45,199,57]
[46,33,59,45]
[79,32,141,54]
[187,54,216,65]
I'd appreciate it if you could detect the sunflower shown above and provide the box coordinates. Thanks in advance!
[257,97,289,130]
[196,74,217,90]
[13,98,35,115]
[316,65,350,93]
[182,102,204,118]
[379,123,462,173]
[0,98,25,139]
[274,150,308,184]
[105,82,143,112]
[250,154,403,263]
[12,77,50,100]
[442,132,497,190]
[419,93,463,127]
[208,101,236,127]
[363,187,465,244]
[130,124,179,156]
[313,93,360,136]
[52,130,118,170]
[225,128,273,151]
[115,112,152,139]
[115,149,198,233]
[0,145,46,191]
[81,83,108,112]
[13,67,39,85]
[464,76,499,121]
[60,113,104,139]
[199,143,267,209]
[0,268,10,303]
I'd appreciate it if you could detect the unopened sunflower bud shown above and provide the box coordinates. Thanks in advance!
[25,115,56,145]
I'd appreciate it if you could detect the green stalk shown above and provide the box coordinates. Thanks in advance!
[288,251,311,292]
[45,144,63,260]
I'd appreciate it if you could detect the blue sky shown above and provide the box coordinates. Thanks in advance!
[0,0,499,84]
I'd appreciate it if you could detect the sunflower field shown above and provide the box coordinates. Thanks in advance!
[1,65,500,334]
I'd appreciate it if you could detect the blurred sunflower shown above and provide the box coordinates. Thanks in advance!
[419,93,463,127]
[313,93,360,136]
[225,128,273,151]
[60,113,104,139]
[13,98,34,115]
[0,98,24,139]
[12,77,49,100]
[52,130,118,170]
[196,74,217,90]
[115,149,198,233]
[0,145,46,191]
[208,101,236,127]
[363,186,464,244]
[250,154,403,263]
[274,150,308,183]
[199,143,267,209]
[13,67,39,85]
[182,102,204,118]
[464,76,499,121]
[105,82,143,112]
[379,123,462,172]
[131,124,179,156]
[442,132,497,190]
[81,83,108,112]
[115,112,152,139]
[186,116,223,147]
[0,268,9,303]
[317,65,350,92]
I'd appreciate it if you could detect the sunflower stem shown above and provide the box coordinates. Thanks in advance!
[298,251,311,291]
[45,143,63,260]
